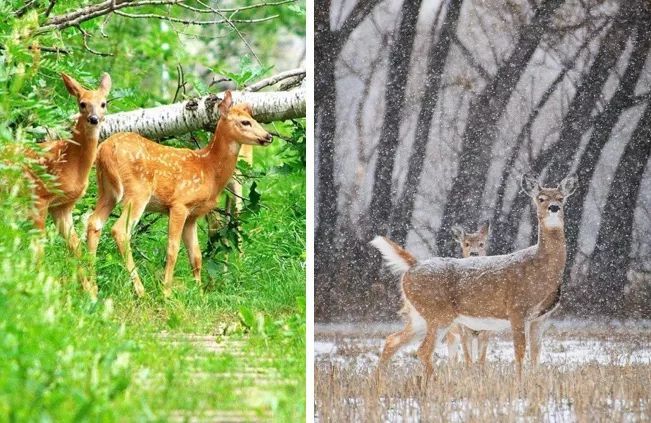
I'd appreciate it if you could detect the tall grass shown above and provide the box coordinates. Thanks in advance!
[0,136,306,421]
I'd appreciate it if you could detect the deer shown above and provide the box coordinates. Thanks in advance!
[444,221,491,365]
[371,174,576,377]
[86,90,272,297]
[27,72,111,297]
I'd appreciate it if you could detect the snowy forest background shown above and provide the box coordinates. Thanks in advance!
[315,0,651,320]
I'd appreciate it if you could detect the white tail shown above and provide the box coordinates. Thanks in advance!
[369,236,416,275]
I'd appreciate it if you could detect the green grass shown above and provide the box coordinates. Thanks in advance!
[0,140,306,421]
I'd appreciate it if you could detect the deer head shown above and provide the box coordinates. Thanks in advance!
[521,174,577,230]
[452,221,490,257]
[217,90,272,146]
[61,72,111,130]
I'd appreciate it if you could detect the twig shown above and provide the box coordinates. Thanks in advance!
[27,44,70,54]
[44,0,57,18]
[173,63,187,103]
[244,68,306,92]
[76,25,113,56]
[114,10,278,25]
[196,0,262,65]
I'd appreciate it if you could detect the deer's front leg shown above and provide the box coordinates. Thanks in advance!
[182,217,202,286]
[163,206,188,297]
[510,316,526,379]
[51,203,97,299]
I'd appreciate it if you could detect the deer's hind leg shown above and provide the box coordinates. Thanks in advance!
[111,196,148,297]
[379,321,416,368]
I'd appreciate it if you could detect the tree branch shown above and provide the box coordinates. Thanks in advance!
[244,68,305,92]
[100,87,305,140]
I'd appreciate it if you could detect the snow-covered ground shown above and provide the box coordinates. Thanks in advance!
[315,320,651,422]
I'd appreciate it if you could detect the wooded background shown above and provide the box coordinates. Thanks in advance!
[316,0,651,320]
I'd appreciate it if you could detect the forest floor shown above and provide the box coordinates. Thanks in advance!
[315,320,651,422]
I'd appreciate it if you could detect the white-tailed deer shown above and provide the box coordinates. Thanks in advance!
[371,174,576,377]
[28,72,111,297]
[445,221,491,365]
[86,91,272,297]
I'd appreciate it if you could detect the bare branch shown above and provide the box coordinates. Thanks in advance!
[244,68,306,92]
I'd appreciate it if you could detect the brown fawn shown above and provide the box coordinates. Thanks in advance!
[28,72,111,297]
[445,221,491,365]
[371,174,576,377]
[86,90,272,297]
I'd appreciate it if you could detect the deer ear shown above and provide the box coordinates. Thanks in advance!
[451,225,464,243]
[244,103,253,116]
[559,175,577,197]
[98,73,111,95]
[218,90,233,117]
[61,73,83,97]
[478,220,490,237]
[521,174,540,197]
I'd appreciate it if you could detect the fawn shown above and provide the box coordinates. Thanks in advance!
[445,221,491,365]
[86,91,272,297]
[28,72,111,297]
[371,174,576,377]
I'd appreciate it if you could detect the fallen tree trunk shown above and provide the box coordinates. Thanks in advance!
[100,87,305,140]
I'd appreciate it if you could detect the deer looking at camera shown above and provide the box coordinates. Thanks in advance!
[28,72,111,297]
[86,90,272,297]
[371,174,576,377]
[445,221,491,365]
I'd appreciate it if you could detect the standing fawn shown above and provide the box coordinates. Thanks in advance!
[371,174,576,377]
[445,221,491,365]
[86,91,272,297]
[28,72,111,297]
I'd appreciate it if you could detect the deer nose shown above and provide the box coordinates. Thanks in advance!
[264,133,272,141]
[87,115,99,125]
[469,252,479,257]
[549,204,560,213]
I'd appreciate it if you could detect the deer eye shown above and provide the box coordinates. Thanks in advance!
[101,102,106,108]
[464,242,469,247]
[538,197,545,202]
[79,102,86,109]
[479,243,484,247]
[241,120,251,127]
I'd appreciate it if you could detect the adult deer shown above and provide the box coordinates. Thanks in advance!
[86,91,272,297]
[445,221,491,365]
[371,174,576,377]
[28,72,111,297]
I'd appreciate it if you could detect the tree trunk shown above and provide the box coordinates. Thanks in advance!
[565,18,650,283]
[364,0,424,241]
[389,0,464,246]
[435,0,564,257]
[584,100,651,316]
[100,88,305,140]
[492,10,632,255]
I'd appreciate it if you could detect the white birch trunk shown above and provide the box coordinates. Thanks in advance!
[100,87,305,140]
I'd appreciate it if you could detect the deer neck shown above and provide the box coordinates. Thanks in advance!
[202,121,241,186]
[535,222,567,274]
[68,119,100,177]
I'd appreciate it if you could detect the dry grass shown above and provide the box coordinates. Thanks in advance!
[315,321,651,422]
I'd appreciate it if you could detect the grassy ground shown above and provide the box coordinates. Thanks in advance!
[0,141,305,421]
[315,321,651,422]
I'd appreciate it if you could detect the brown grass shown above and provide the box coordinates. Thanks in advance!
[315,321,651,422]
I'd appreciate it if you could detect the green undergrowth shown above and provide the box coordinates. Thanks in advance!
[0,139,306,421]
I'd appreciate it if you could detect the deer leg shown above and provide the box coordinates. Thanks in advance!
[31,197,50,260]
[510,316,526,379]
[182,217,202,286]
[50,204,97,298]
[111,198,147,297]
[529,319,546,366]
[478,331,489,366]
[445,331,460,362]
[87,192,117,258]
[379,321,415,368]
[416,324,438,379]
[163,206,188,297]
[460,328,474,366]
